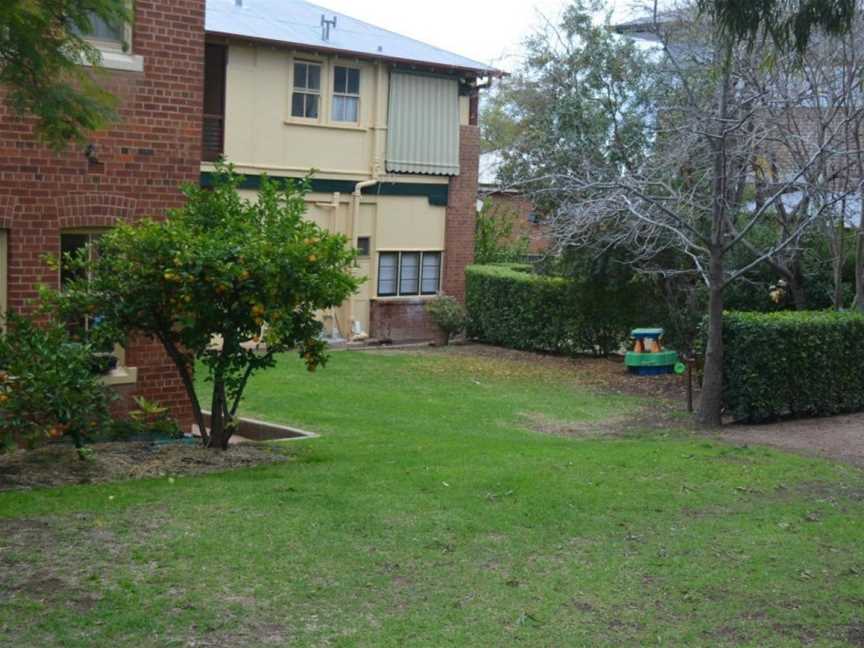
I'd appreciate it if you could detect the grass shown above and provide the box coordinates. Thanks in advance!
[2,347,864,647]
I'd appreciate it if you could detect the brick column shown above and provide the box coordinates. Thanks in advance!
[443,125,480,302]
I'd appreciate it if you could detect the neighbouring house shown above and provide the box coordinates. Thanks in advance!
[0,1,206,427]
[478,154,551,259]
[202,0,502,343]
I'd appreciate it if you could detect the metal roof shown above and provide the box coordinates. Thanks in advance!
[206,0,502,76]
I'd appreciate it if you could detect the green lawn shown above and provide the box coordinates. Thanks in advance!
[2,348,864,647]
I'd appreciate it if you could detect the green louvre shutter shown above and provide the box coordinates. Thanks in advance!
[386,72,460,176]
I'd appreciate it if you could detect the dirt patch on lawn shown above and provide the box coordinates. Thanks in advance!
[716,414,864,469]
[0,442,290,492]
[422,344,690,402]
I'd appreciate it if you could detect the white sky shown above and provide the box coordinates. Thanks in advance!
[314,0,644,71]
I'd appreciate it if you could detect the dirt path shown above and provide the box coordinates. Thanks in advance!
[716,414,864,469]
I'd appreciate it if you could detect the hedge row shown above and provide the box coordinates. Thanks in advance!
[723,310,864,422]
[465,264,642,356]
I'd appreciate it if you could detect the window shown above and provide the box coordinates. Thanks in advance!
[203,44,227,162]
[292,62,321,119]
[377,252,442,297]
[332,66,360,122]
[61,232,104,287]
[357,237,371,257]
[60,231,132,378]
[74,10,127,51]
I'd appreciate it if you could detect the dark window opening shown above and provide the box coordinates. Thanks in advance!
[203,43,228,162]
[357,237,371,257]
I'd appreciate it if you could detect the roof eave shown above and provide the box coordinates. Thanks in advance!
[205,30,507,78]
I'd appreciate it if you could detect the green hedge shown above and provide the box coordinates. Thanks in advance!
[723,310,864,422]
[465,264,645,356]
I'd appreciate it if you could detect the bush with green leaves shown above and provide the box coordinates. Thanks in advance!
[51,163,361,449]
[424,296,467,344]
[466,264,655,357]
[0,313,113,456]
[721,310,864,422]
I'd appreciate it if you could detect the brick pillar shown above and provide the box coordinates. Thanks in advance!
[443,125,480,302]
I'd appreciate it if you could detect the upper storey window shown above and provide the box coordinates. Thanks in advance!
[292,62,321,119]
[332,66,360,122]
[72,5,143,72]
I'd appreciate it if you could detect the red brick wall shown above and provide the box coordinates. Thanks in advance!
[0,0,205,427]
[443,125,480,302]
[369,300,446,343]
[483,192,551,255]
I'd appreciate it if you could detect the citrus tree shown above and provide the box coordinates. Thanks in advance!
[54,165,360,449]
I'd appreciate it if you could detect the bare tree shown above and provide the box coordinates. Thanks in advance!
[537,3,860,426]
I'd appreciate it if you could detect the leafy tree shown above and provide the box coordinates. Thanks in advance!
[0,312,113,458]
[697,0,856,53]
[474,200,531,265]
[52,165,361,449]
[0,0,129,147]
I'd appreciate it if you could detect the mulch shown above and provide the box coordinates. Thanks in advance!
[0,441,290,492]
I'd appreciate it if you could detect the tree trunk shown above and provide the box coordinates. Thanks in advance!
[789,261,807,311]
[208,378,232,451]
[697,255,725,427]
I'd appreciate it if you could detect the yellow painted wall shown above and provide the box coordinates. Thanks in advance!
[237,189,446,335]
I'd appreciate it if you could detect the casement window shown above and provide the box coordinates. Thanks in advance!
[332,66,360,122]
[61,231,104,288]
[292,62,322,119]
[377,251,442,297]
[74,9,129,52]
[60,231,134,381]
[203,43,228,162]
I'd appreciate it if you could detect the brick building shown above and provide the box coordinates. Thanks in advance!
[0,1,205,426]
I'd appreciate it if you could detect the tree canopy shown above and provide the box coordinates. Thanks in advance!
[52,165,361,449]
[697,0,856,53]
[0,0,128,147]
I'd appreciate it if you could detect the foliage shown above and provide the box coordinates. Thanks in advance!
[481,0,657,197]
[424,296,467,344]
[697,0,856,53]
[0,0,129,147]
[0,312,112,457]
[50,163,360,449]
[474,199,530,265]
[466,263,650,357]
[721,310,864,422]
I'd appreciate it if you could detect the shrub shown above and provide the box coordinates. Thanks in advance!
[466,264,651,356]
[425,296,467,344]
[722,310,864,422]
[0,313,113,456]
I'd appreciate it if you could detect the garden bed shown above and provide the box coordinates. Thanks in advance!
[0,441,290,491]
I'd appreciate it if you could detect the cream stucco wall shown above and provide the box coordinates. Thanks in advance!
[238,189,446,336]
[216,39,467,340]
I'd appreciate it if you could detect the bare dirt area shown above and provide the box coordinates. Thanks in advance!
[0,442,290,492]
[718,414,864,469]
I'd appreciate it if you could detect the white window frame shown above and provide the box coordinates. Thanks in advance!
[377,251,442,298]
[291,61,323,121]
[77,4,143,73]
[331,65,361,123]
[60,230,137,385]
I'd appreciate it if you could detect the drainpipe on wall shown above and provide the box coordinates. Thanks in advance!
[347,169,380,339]
[314,192,344,339]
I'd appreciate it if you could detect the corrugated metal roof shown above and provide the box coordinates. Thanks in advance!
[206,0,501,75]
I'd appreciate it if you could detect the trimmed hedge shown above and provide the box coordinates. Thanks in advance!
[723,310,864,422]
[465,264,645,356]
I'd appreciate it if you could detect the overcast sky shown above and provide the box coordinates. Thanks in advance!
[315,0,645,71]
